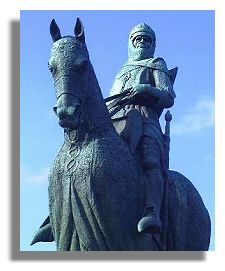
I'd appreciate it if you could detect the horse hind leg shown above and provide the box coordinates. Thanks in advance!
[167,170,211,251]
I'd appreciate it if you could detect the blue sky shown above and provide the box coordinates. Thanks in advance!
[20,10,215,251]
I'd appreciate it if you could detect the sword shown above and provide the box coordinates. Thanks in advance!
[162,110,172,250]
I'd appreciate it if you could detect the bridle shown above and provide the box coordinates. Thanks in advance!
[56,91,81,101]
[54,68,90,103]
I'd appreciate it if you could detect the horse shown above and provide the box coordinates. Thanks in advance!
[31,18,211,251]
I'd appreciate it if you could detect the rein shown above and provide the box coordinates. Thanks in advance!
[55,67,91,102]
[56,92,82,101]
[104,89,132,103]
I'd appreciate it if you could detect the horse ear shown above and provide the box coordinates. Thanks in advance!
[74,18,85,43]
[50,19,62,42]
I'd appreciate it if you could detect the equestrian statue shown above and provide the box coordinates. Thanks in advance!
[31,18,211,251]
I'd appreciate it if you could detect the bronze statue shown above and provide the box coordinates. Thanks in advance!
[31,18,210,251]
[108,23,177,235]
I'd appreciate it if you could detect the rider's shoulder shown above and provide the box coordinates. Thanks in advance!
[150,57,168,69]
[114,64,133,80]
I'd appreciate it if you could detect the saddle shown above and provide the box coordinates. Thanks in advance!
[111,108,143,155]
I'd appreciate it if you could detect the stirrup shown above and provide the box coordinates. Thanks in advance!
[137,212,162,234]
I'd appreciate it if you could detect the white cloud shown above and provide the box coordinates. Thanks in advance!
[171,97,215,136]
[21,166,50,185]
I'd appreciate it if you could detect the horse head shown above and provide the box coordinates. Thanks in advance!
[48,18,90,130]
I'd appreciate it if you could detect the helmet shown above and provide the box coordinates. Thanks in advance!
[129,23,156,42]
[128,23,156,60]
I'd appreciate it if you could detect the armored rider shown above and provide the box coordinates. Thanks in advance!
[108,23,177,234]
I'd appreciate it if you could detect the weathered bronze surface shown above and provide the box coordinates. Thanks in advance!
[31,18,211,251]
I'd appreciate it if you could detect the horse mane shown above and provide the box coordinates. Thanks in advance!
[82,58,114,133]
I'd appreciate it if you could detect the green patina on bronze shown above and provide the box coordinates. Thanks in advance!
[31,18,211,251]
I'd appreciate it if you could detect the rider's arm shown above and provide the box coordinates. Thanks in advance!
[132,58,176,108]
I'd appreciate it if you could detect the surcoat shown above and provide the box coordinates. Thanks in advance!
[109,57,177,158]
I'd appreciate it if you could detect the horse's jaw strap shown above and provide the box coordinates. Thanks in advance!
[56,92,85,103]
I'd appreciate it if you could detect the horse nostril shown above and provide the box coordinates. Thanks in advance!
[54,106,77,119]
[53,106,58,115]
[53,106,66,119]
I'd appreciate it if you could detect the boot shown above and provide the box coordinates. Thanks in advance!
[137,207,162,234]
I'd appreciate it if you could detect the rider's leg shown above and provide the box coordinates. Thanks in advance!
[137,168,164,234]
[137,136,164,234]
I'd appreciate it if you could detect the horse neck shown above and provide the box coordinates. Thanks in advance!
[64,64,115,145]
[82,64,114,133]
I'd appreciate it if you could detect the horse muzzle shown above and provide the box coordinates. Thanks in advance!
[53,104,82,130]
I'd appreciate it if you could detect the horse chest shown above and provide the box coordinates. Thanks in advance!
[52,135,140,205]
[53,140,110,193]
[61,143,93,191]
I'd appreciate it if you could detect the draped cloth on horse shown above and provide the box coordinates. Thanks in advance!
[48,129,158,251]
[31,19,211,251]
